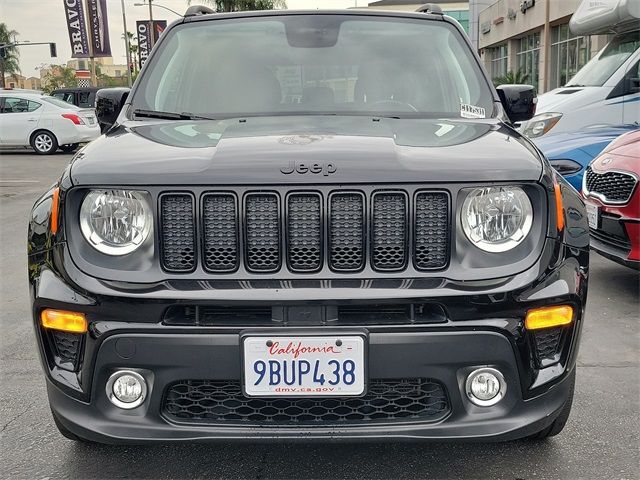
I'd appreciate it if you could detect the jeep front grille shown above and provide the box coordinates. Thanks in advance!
[158,188,450,274]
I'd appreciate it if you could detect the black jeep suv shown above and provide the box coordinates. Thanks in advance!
[28,6,589,444]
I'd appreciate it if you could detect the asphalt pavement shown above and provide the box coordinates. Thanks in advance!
[1,151,638,480]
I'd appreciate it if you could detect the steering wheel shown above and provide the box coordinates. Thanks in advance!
[370,99,419,112]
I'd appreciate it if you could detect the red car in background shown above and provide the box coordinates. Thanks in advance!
[583,129,640,269]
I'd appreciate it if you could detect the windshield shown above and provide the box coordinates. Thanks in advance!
[132,15,494,119]
[567,31,640,87]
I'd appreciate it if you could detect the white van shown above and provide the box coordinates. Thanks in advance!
[520,0,639,138]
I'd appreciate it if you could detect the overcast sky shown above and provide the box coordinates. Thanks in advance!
[1,0,361,77]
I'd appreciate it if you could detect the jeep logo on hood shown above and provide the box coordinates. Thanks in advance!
[281,161,337,176]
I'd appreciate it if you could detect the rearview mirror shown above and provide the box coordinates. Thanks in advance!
[96,87,130,133]
[496,84,537,123]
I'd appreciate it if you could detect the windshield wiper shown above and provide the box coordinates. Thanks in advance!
[132,109,216,121]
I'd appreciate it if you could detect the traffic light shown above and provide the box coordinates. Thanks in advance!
[49,43,57,58]
[0,44,6,60]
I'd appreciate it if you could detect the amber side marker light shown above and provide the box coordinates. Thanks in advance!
[525,305,573,330]
[41,309,87,333]
[51,187,60,234]
[553,180,565,231]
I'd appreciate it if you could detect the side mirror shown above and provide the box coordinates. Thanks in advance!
[96,87,130,133]
[496,84,537,123]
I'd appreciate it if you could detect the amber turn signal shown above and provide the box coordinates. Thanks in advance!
[51,187,60,234]
[525,305,573,330]
[41,309,87,333]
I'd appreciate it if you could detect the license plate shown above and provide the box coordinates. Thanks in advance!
[586,203,599,229]
[87,117,95,125]
[243,335,365,397]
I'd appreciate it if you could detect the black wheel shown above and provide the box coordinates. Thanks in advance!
[60,143,79,153]
[51,409,94,443]
[30,130,58,155]
[527,370,576,440]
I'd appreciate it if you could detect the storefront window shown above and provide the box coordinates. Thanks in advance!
[488,43,508,81]
[550,23,591,89]
[517,32,541,92]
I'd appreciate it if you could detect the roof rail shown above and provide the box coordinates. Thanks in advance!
[184,5,216,17]
[415,3,443,15]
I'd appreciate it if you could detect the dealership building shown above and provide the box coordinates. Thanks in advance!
[476,0,610,93]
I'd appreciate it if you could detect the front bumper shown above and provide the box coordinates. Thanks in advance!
[47,329,576,443]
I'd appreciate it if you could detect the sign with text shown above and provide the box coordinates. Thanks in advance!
[153,20,167,43]
[87,0,112,57]
[62,0,90,58]
[136,20,150,68]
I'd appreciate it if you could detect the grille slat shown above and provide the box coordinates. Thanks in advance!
[287,194,322,271]
[329,193,365,271]
[372,192,407,271]
[245,194,281,272]
[202,194,238,272]
[585,167,637,204]
[160,194,196,272]
[414,192,449,270]
[163,378,450,425]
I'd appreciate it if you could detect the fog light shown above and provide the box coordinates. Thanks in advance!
[106,371,147,409]
[465,368,506,406]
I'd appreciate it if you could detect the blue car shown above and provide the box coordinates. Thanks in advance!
[534,125,639,191]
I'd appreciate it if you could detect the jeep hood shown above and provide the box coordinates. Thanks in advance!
[70,116,543,185]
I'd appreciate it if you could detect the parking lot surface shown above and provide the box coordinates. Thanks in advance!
[1,151,638,479]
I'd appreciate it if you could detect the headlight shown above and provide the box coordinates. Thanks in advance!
[520,112,562,138]
[80,189,152,255]
[461,186,533,252]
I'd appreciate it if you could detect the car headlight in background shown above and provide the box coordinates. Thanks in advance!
[520,112,563,138]
[461,186,533,252]
[80,189,152,255]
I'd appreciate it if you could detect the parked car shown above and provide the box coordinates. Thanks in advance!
[583,129,640,269]
[520,0,639,138]
[28,5,589,445]
[535,124,639,190]
[50,87,100,109]
[0,92,100,154]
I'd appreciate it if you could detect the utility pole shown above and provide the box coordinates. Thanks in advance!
[148,0,154,50]
[121,0,133,87]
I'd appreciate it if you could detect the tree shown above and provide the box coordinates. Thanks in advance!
[189,0,286,12]
[122,31,139,75]
[492,70,530,87]
[0,23,20,88]
[41,64,78,93]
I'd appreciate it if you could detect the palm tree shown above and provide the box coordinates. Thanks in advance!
[492,70,530,87]
[189,0,287,12]
[0,23,20,88]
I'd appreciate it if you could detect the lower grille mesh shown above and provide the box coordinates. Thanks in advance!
[163,378,449,425]
[534,327,563,365]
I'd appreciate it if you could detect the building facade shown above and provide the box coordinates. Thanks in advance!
[3,75,42,91]
[476,0,609,93]
[364,0,470,32]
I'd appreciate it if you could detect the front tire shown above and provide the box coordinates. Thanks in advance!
[60,143,79,153]
[528,370,576,440]
[30,131,58,155]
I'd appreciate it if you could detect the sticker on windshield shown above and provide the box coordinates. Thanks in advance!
[460,103,486,119]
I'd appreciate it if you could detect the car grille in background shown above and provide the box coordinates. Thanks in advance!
[163,378,450,425]
[160,194,196,272]
[584,167,637,204]
[159,189,450,274]
[533,327,564,367]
